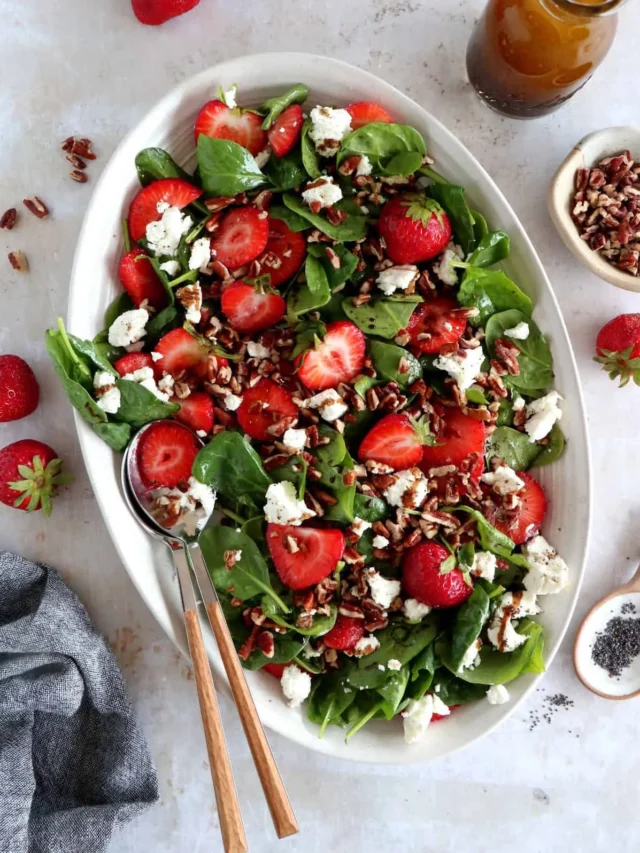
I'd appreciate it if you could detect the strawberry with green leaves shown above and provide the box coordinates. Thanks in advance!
[594,313,640,386]
[378,194,452,265]
[0,440,72,515]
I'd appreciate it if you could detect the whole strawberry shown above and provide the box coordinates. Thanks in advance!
[131,0,199,26]
[0,440,72,515]
[0,355,40,422]
[594,313,640,386]
[378,195,452,265]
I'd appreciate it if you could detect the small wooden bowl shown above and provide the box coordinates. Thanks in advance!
[548,126,640,294]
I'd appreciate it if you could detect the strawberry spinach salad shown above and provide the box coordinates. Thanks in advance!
[48,83,570,743]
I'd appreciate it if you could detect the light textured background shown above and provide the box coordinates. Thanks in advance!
[1,1,640,851]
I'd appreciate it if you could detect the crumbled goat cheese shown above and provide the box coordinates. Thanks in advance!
[372,534,390,550]
[383,468,428,509]
[280,665,312,709]
[108,308,149,348]
[432,242,463,286]
[434,345,485,393]
[486,684,510,705]
[402,695,435,744]
[221,84,237,109]
[459,638,482,671]
[304,389,348,422]
[512,395,525,411]
[151,351,163,362]
[354,635,380,656]
[282,428,307,452]
[376,264,419,296]
[159,259,180,277]
[93,370,121,414]
[504,321,530,340]
[157,373,175,396]
[196,430,207,439]
[255,148,271,169]
[301,176,343,210]
[188,237,211,272]
[186,476,216,518]
[122,366,171,403]
[470,551,497,582]
[264,481,315,526]
[488,591,540,653]
[224,393,243,412]
[481,464,525,496]
[177,282,202,324]
[522,535,569,595]
[145,202,193,257]
[366,569,401,609]
[247,341,271,359]
[403,598,432,621]
[356,155,373,176]
[387,659,402,671]
[309,106,352,156]
[432,696,450,717]
[351,517,372,538]
[524,391,562,443]
[151,476,215,535]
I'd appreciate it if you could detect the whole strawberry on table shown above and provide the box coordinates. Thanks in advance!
[46,83,570,743]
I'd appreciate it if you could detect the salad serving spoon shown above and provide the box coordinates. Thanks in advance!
[122,421,299,850]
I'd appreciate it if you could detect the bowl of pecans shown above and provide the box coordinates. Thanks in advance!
[549,127,640,293]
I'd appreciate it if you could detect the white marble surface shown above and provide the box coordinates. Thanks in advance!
[1,1,640,851]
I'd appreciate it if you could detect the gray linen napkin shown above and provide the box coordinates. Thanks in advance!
[0,551,158,853]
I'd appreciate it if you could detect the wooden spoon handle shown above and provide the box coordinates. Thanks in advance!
[174,550,247,853]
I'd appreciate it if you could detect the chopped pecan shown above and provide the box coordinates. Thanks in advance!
[69,169,88,183]
[0,208,17,230]
[256,630,275,658]
[22,196,49,218]
[8,250,28,272]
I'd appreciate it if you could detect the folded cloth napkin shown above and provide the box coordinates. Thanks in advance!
[0,551,158,853]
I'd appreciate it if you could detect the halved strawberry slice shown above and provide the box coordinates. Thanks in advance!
[345,101,393,130]
[236,378,298,441]
[118,250,169,310]
[194,100,267,156]
[153,327,208,376]
[263,662,286,678]
[358,413,428,471]
[266,523,346,590]
[259,218,306,287]
[114,351,162,380]
[402,541,472,609]
[173,391,214,435]
[127,178,202,242]
[298,321,366,391]
[136,421,201,488]
[210,206,270,271]
[323,614,365,651]
[420,406,486,472]
[407,296,466,355]
[268,104,303,157]
[491,472,547,545]
[220,282,286,334]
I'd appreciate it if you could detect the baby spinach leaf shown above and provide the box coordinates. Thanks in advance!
[343,408,376,445]
[450,585,490,671]
[458,268,533,325]
[458,541,475,569]
[46,323,94,389]
[262,597,337,637]
[135,147,191,186]
[267,204,310,232]
[404,642,437,702]
[467,231,510,269]
[485,426,541,471]
[307,669,356,733]
[263,149,307,191]
[287,256,331,317]
[342,295,421,339]
[533,423,566,467]
[146,305,179,339]
[200,526,289,610]
[466,386,489,405]
[445,505,515,559]
[67,333,117,375]
[429,670,488,705]
[259,83,309,130]
[243,634,307,670]
[353,375,379,398]
[338,122,426,174]
[361,618,438,669]
[496,397,514,426]
[305,253,330,295]
[240,515,266,546]
[485,310,553,392]
[197,135,266,197]
[470,209,489,242]
[377,667,411,719]
[282,193,368,242]
[300,120,322,179]
[315,426,347,465]
[113,380,178,427]
[368,339,422,387]
[193,431,272,513]
[352,493,388,522]
[313,437,356,524]
[307,243,358,289]
[381,151,424,177]
[429,183,476,256]
[93,422,132,451]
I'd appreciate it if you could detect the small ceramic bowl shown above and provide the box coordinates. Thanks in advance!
[548,126,640,293]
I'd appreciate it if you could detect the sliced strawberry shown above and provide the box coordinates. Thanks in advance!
[210,206,269,271]
[491,472,547,545]
[172,391,214,435]
[420,407,486,472]
[263,662,286,678]
[136,421,200,488]
[345,101,393,130]
[402,541,472,609]
[127,178,202,242]
[153,327,208,376]
[220,282,286,334]
[118,250,169,310]
[268,104,303,157]
[378,195,452,265]
[298,321,366,391]
[236,378,298,441]
[194,100,267,156]
[407,296,466,355]
[266,523,346,591]
[259,218,306,287]
[358,414,427,471]
[114,351,162,380]
[323,614,365,651]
